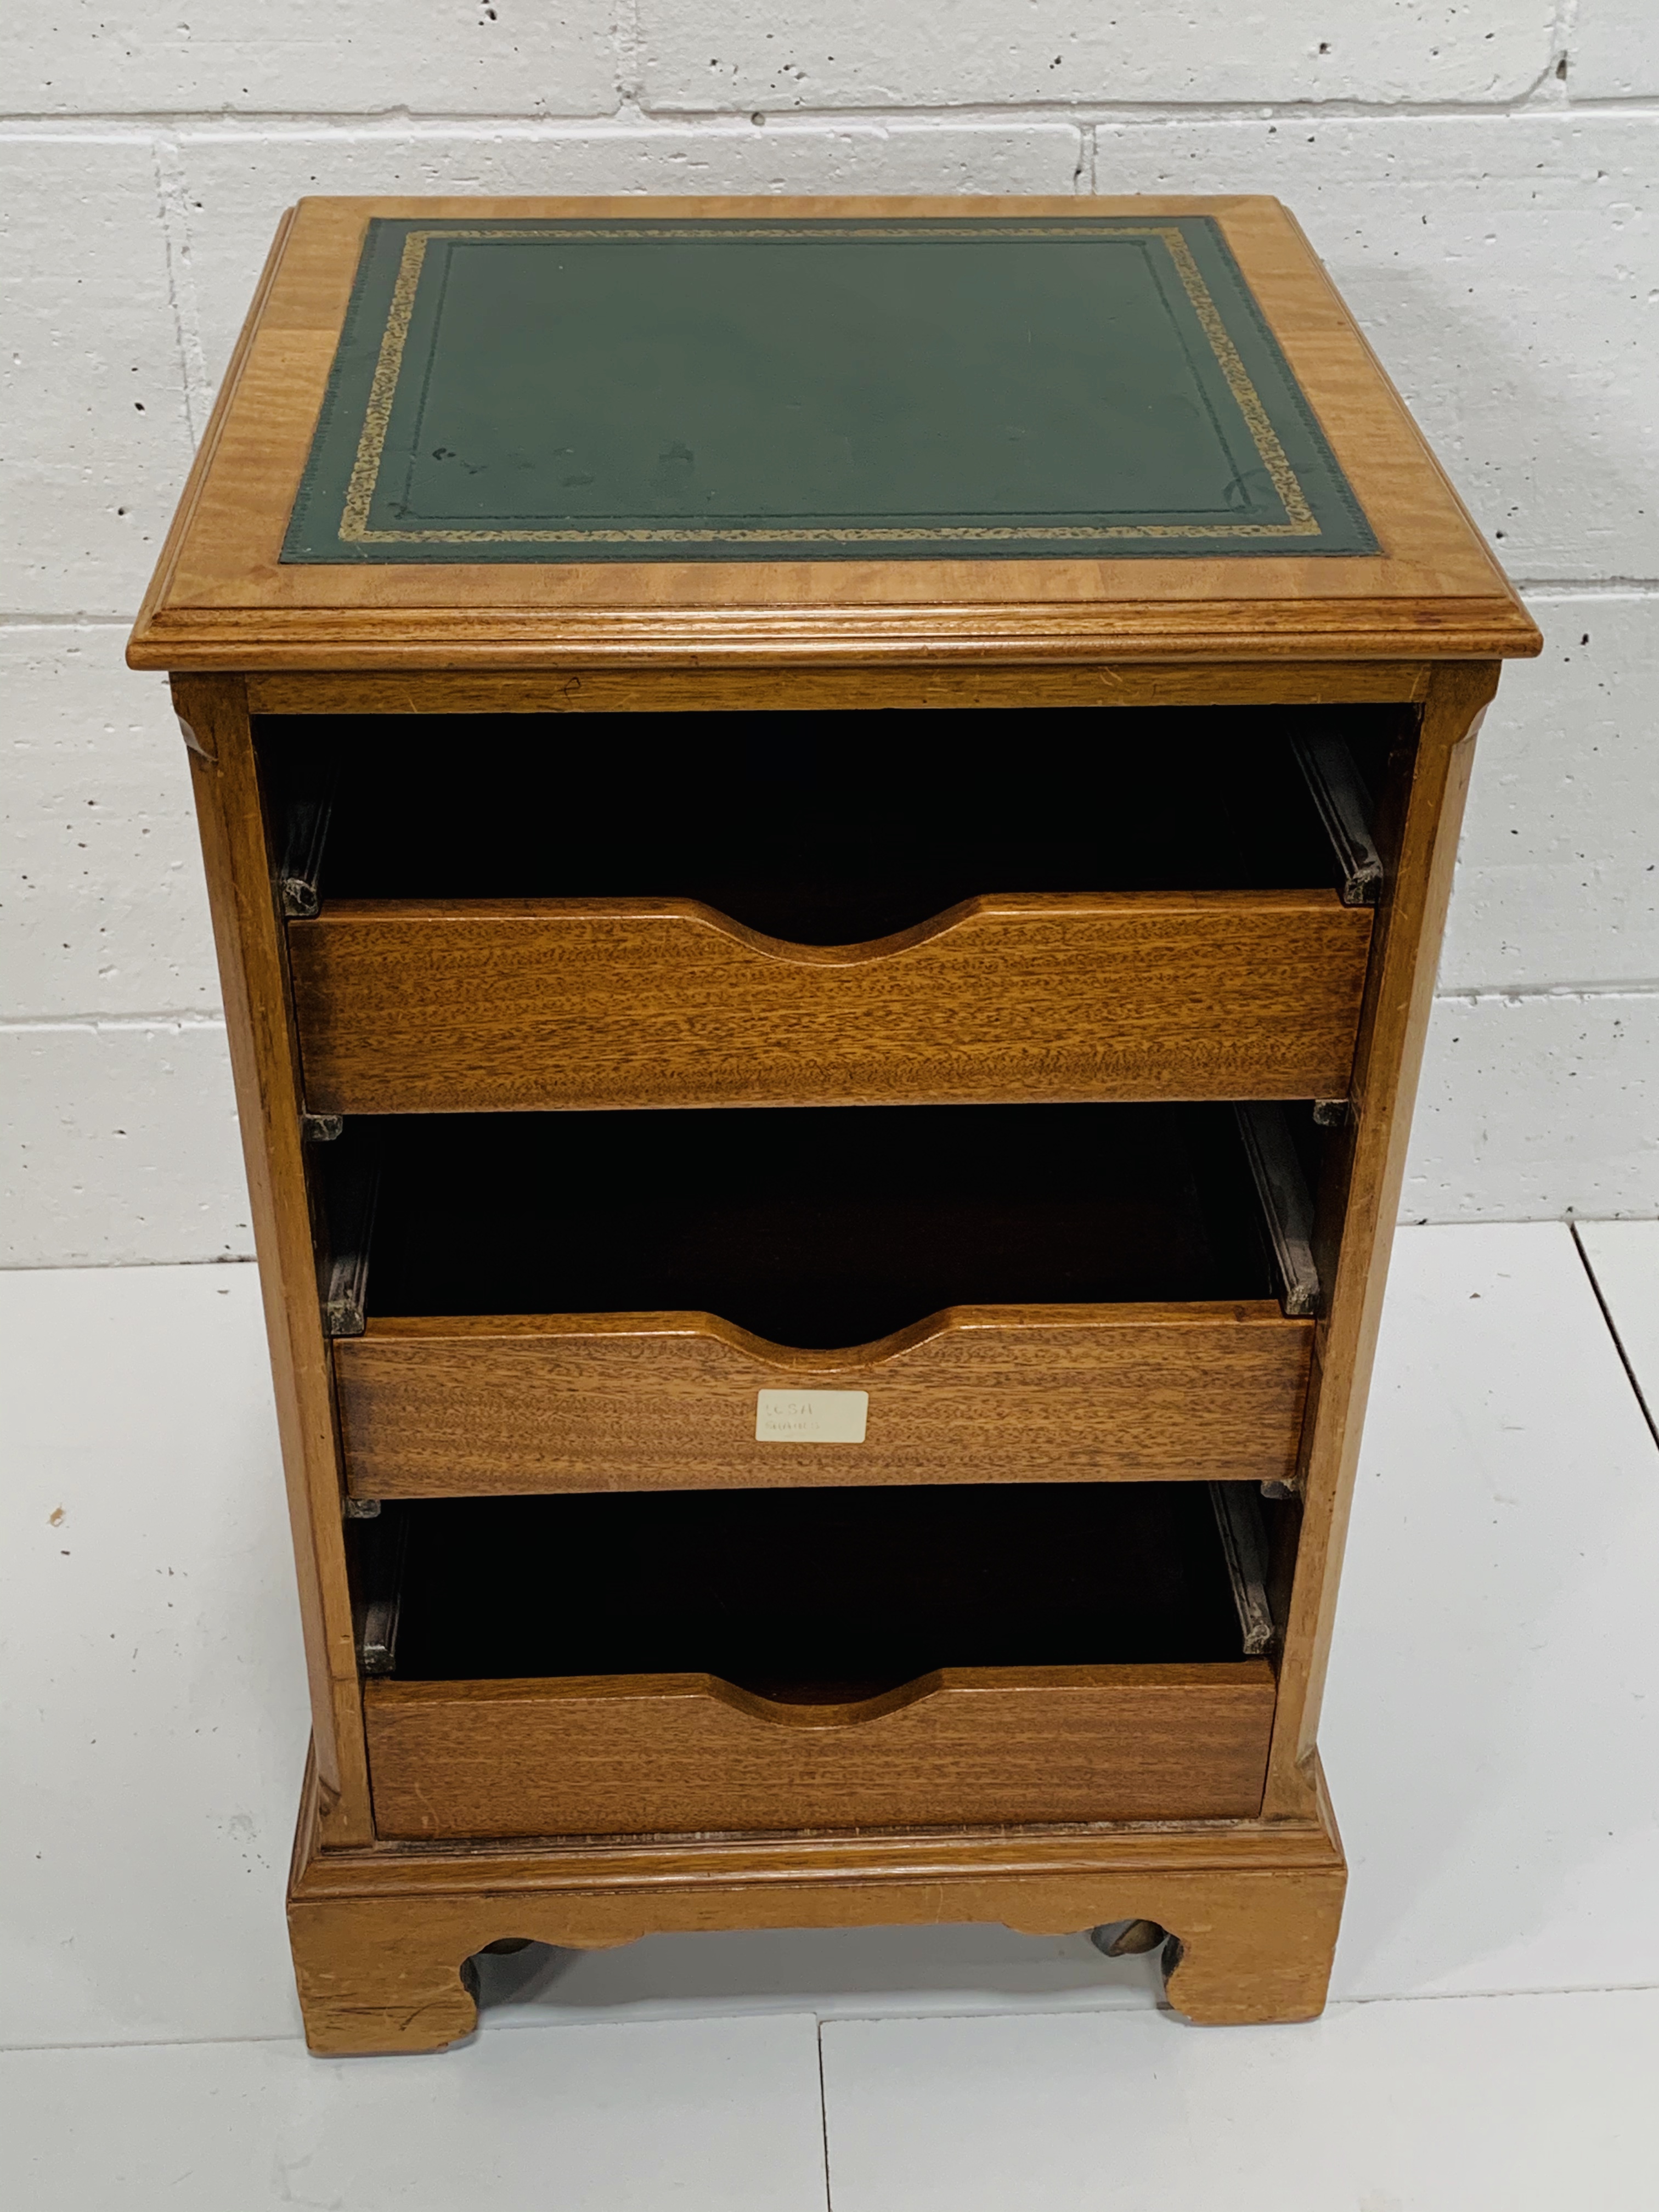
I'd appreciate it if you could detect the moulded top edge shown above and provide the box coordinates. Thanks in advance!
[128,193,1539,666]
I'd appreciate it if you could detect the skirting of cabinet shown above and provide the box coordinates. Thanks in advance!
[290,890,1371,1114]
[286,1752,1348,2052]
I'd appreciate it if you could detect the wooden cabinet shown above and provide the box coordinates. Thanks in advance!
[129,193,1539,2053]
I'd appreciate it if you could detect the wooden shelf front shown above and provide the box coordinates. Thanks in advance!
[334,1302,1312,1497]
[291,889,1371,1114]
[364,1662,1278,1839]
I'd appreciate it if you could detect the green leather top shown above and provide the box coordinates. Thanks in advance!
[283,216,1378,565]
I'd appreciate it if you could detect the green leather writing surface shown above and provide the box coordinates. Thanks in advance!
[283,217,1378,564]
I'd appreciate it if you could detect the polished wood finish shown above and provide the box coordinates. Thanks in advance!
[364,1663,1277,1839]
[287,1752,1347,2051]
[246,661,1433,716]
[334,1304,1312,1498]
[137,195,1539,2049]
[172,674,372,1846]
[292,891,1372,1116]
[127,195,1539,675]
[1264,659,1495,1815]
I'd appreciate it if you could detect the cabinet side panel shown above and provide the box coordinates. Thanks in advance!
[173,673,373,1844]
[1265,660,1497,1814]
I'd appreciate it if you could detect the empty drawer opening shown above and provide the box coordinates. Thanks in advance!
[260,707,1395,943]
[322,1101,1323,1350]
[354,1481,1284,1701]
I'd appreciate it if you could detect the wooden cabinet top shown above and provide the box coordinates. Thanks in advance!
[128,195,1540,673]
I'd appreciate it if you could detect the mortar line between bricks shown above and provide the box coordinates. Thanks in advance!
[1517,579,1659,595]
[611,0,643,111]
[0,1014,228,1034]
[1551,0,1586,99]
[2,95,1658,136]
[154,133,212,443]
[1434,985,1659,1005]
[0,614,146,629]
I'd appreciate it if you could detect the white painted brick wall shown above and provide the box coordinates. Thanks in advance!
[637,3,1559,109]
[1570,0,1659,99]
[0,139,195,617]
[1091,114,1658,580]
[176,121,1087,386]
[0,1017,249,1266]
[4,634,213,1020]
[5,2,619,117]
[1442,598,1657,995]
[2,3,1655,1262]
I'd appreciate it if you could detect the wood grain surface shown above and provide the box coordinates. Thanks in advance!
[334,1302,1313,1496]
[137,596,1541,673]
[172,675,373,1846]
[363,1663,1277,1839]
[1264,659,1498,1815]
[126,195,1542,673]
[290,890,1371,1114]
[246,661,1432,716]
[295,1747,1347,1899]
[286,1750,1346,2049]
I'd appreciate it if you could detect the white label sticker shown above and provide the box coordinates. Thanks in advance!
[755,1389,869,1444]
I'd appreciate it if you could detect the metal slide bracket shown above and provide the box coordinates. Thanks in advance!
[1291,732,1384,907]
[1235,1102,1322,1319]
[316,1133,380,1340]
[276,769,337,918]
[1210,1481,1277,1656]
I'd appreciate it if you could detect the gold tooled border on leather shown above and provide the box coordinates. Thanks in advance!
[338,224,1323,548]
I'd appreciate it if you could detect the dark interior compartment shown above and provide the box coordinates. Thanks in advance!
[355,1101,1276,1348]
[371,1481,1259,1697]
[258,705,1399,944]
